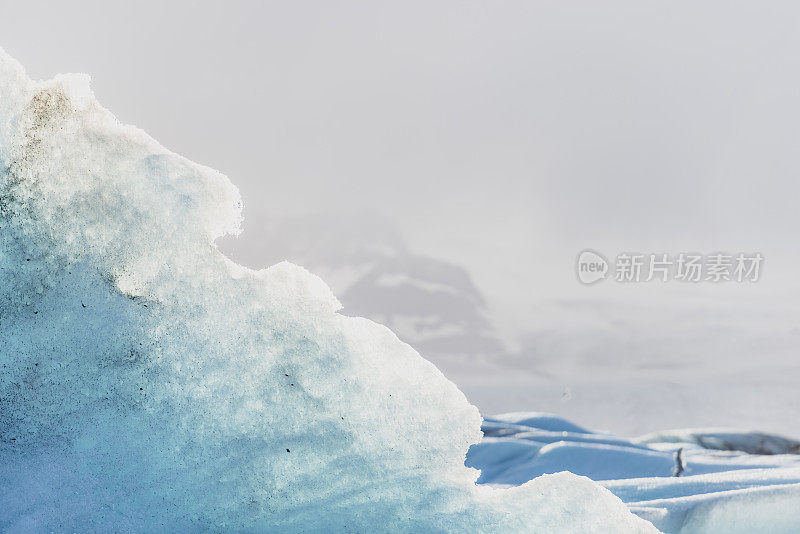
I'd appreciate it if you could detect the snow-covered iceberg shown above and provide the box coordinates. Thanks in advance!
[0,49,655,532]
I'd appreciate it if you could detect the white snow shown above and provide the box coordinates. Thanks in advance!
[468,412,800,533]
[634,429,800,455]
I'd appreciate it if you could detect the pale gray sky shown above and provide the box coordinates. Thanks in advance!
[4,0,800,433]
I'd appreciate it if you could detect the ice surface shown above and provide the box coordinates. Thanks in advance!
[468,414,800,533]
[0,49,656,532]
[634,429,800,455]
[628,483,800,533]
[484,411,593,434]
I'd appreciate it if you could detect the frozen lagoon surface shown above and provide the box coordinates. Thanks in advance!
[0,47,796,533]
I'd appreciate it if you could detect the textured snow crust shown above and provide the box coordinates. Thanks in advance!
[468,412,800,533]
[0,49,655,533]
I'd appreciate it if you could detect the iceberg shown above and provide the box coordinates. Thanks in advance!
[0,49,655,532]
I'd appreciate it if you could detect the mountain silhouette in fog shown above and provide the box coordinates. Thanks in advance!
[220,213,504,360]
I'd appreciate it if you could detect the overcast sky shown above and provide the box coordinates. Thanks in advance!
[4,1,800,432]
